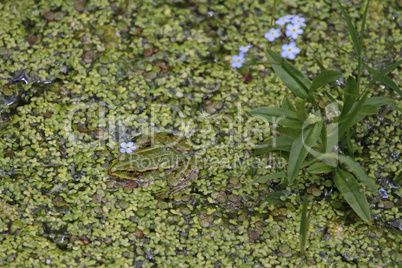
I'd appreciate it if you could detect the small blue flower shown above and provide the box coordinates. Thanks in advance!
[264,28,281,42]
[286,24,303,39]
[378,188,389,199]
[291,16,306,27]
[275,15,293,26]
[239,43,253,55]
[231,54,246,69]
[120,142,137,154]
[281,41,301,60]
[285,14,294,20]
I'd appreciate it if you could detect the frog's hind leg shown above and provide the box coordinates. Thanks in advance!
[154,135,192,152]
[167,158,199,195]
[169,167,199,195]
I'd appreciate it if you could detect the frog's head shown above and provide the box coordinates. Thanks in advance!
[108,154,140,179]
[109,167,139,179]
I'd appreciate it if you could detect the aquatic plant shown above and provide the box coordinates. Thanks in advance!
[239,0,401,223]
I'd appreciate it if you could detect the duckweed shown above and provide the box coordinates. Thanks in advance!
[0,0,400,266]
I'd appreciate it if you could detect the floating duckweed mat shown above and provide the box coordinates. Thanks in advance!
[0,0,401,267]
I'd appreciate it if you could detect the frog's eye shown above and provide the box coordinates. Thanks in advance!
[126,168,137,177]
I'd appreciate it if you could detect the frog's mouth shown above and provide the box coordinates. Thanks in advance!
[109,168,139,179]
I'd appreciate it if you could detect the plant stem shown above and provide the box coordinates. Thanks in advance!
[271,0,277,28]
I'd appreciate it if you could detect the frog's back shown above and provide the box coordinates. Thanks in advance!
[111,147,182,173]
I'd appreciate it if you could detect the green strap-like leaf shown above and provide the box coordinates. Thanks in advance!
[282,97,296,112]
[340,97,394,130]
[295,101,308,122]
[314,56,342,96]
[265,49,311,100]
[323,91,339,106]
[364,96,394,106]
[359,0,370,57]
[255,135,294,155]
[362,62,402,96]
[287,115,323,183]
[393,238,401,268]
[395,173,402,184]
[367,60,402,90]
[276,127,300,139]
[332,41,401,97]
[336,0,360,56]
[307,162,334,174]
[338,155,377,194]
[340,76,358,118]
[329,94,367,149]
[333,169,371,222]
[309,70,343,94]
[345,128,355,157]
[358,104,378,115]
[318,153,378,195]
[252,107,298,119]
[251,107,302,128]
[299,194,309,255]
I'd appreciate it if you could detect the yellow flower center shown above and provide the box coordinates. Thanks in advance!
[288,48,292,52]
[292,29,296,32]
[126,146,130,149]
[237,59,241,63]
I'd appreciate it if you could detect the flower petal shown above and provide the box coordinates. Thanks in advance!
[288,53,296,60]
[378,188,389,199]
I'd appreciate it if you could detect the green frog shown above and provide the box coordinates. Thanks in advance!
[108,135,198,195]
